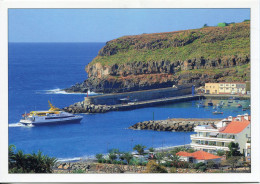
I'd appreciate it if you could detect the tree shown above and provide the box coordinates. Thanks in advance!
[216,149,225,156]
[8,145,57,173]
[206,160,215,169]
[168,154,180,162]
[224,156,242,171]
[144,160,168,173]
[227,142,242,157]
[133,144,146,155]
[148,147,155,153]
[203,24,208,28]
[122,152,133,165]
[108,153,117,162]
[95,153,103,160]
[155,152,165,164]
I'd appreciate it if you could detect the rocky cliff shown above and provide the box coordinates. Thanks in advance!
[65,21,250,93]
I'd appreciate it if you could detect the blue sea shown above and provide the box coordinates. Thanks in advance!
[8,43,250,161]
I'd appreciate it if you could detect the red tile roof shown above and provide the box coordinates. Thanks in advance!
[176,151,193,157]
[220,115,250,134]
[177,150,221,160]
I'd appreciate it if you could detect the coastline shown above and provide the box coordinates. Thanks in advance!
[56,144,191,163]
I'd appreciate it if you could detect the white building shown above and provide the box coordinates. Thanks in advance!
[190,114,251,156]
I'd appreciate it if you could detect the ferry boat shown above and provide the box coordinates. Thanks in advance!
[19,101,83,126]
[212,111,223,115]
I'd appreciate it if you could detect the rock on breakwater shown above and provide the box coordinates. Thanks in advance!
[129,118,221,132]
[63,101,117,113]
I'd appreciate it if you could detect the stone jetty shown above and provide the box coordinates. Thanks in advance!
[129,118,221,132]
[63,101,117,113]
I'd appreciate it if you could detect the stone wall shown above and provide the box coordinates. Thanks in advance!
[129,118,221,132]
[84,85,192,105]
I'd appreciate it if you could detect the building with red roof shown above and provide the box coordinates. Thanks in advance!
[190,114,250,157]
[176,150,221,164]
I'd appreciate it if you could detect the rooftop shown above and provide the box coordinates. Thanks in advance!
[220,115,250,134]
[177,150,221,160]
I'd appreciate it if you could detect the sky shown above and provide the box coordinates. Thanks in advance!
[8,9,250,43]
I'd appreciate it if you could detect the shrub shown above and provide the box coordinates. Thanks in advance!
[206,160,215,169]
[95,153,103,160]
[72,169,85,173]
[199,165,207,172]
[194,162,205,169]
[169,167,177,173]
[216,150,225,156]
[194,162,207,172]
[144,160,168,173]
[105,160,112,164]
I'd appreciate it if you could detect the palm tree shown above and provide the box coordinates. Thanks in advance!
[155,152,165,164]
[148,147,155,153]
[168,154,180,162]
[8,145,16,167]
[15,150,26,171]
[133,144,146,155]
[122,152,133,165]
[95,153,103,160]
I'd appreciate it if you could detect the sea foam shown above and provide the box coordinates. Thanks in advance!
[38,88,100,96]
[8,123,34,128]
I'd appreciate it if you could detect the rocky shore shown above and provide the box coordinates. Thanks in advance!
[54,162,145,173]
[129,118,221,132]
[63,101,117,113]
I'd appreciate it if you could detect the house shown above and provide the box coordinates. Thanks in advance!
[176,150,221,164]
[190,114,251,156]
[205,82,246,95]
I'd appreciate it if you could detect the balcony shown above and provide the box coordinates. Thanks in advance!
[190,134,235,143]
[194,126,219,133]
[190,143,230,151]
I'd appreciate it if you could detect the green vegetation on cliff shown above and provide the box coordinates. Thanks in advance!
[91,21,250,66]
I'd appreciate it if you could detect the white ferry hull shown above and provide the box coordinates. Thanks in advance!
[20,115,83,125]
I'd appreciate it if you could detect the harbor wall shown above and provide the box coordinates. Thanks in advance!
[84,85,193,105]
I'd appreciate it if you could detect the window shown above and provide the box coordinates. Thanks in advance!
[220,88,223,90]
[226,88,229,90]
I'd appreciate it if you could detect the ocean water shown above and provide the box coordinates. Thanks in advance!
[8,43,250,160]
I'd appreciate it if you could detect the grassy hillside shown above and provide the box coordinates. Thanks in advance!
[90,21,250,66]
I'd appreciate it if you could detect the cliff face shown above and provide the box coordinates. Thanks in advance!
[65,21,250,93]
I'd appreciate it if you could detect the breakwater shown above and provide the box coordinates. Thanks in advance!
[129,118,221,132]
[84,85,192,105]
[63,94,199,113]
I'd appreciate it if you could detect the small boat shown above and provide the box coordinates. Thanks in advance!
[237,104,242,108]
[197,101,205,108]
[216,103,223,108]
[242,107,250,111]
[208,100,213,106]
[212,111,223,114]
[19,101,83,126]
[228,100,233,103]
